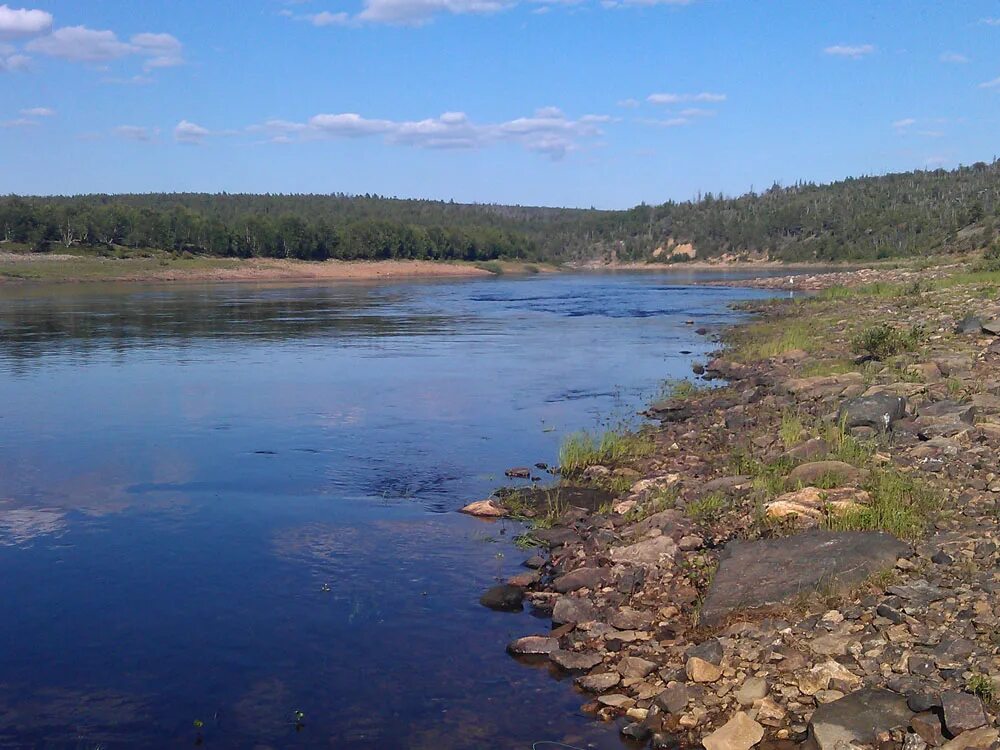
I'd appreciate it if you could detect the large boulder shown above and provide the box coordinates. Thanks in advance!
[553,567,609,593]
[552,596,597,626]
[479,584,524,611]
[699,530,909,626]
[838,393,907,431]
[808,689,914,750]
[702,712,764,750]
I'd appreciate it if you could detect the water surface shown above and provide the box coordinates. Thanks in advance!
[0,272,773,748]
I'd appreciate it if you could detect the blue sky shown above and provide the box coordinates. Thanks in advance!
[0,0,998,208]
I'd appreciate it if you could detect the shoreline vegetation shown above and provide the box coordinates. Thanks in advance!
[468,258,1000,750]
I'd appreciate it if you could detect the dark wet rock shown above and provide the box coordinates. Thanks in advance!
[838,393,908,431]
[687,638,724,666]
[932,550,954,565]
[531,526,581,548]
[508,569,541,587]
[523,554,546,569]
[645,399,692,422]
[655,683,690,714]
[549,649,602,671]
[786,460,862,487]
[941,691,987,735]
[479,584,524,611]
[553,567,609,593]
[552,596,597,626]
[693,362,706,375]
[700,531,909,626]
[621,722,653,742]
[888,580,948,606]
[505,467,531,478]
[955,315,985,334]
[808,688,915,750]
[506,636,558,656]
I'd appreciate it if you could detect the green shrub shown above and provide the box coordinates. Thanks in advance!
[851,323,925,360]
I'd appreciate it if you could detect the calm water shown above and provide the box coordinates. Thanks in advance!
[0,272,774,749]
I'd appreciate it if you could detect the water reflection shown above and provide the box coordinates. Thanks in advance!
[0,273,773,747]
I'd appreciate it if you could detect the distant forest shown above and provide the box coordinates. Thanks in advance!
[1,160,998,263]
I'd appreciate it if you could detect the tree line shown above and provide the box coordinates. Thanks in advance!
[1,159,998,263]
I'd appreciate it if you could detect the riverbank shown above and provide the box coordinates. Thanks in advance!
[0,252,552,284]
[473,260,1000,750]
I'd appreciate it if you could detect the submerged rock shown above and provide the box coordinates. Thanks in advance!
[479,584,524,612]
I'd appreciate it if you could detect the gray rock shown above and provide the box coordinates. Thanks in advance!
[736,677,769,706]
[618,656,657,678]
[552,596,597,625]
[553,566,608,593]
[955,315,984,334]
[942,691,987,735]
[700,530,909,626]
[479,584,524,611]
[549,649,603,671]
[838,393,908,431]
[608,535,678,568]
[576,671,620,692]
[982,319,1000,336]
[506,636,559,656]
[687,638,724,666]
[808,688,915,750]
[655,683,690,714]
[782,437,829,462]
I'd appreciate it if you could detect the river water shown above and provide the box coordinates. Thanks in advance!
[0,271,776,748]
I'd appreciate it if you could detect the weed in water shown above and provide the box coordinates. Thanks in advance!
[559,429,654,475]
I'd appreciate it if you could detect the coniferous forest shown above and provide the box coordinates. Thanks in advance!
[2,160,998,263]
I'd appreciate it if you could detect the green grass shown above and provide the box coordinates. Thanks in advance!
[730,320,818,361]
[823,418,876,467]
[687,492,727,521]
[558,429,654,475]
[824,466,940,540]
[661,378,700,400]
[474,260,504,275]
[779,412,805,448]
[799,359,856,377]
[968,674,996,703]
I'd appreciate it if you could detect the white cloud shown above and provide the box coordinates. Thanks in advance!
[26,26,184,68]
[0,4,52,39]
[603,0,692,7]
[174,119,211,144]
[114,125,158,141]
[640,117,691,127]
[979,76,1000,89]
[892,117,916,129]
[27,26,132,61]
[357,0,514,25]
[616,98,640,108]
[1,116,37,127]
[647,92,725,104]
[0,51,28,70]
[678,107,715,117]
[823,44,875,59]
[309,11,351,25]
[20,106,52,116]
[253,106,607,159]
[131,32,184,69]
[939,52,969,64]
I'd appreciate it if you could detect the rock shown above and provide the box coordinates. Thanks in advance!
[680,534,705,551]
[686,656,722,683]
[552,596,597,626]
[553,567,608,593]
[781,437,829,462]
[702,711,764,750]
[460,499,508,517]
[479,584,524,611]
[507,636,558,656]
[687,638,724,665]
[523,554,546,569]
[911,711,946,746]
[505,467,531,479]
[798,660,861,695]
[549,649,603,671]
[507,570,540,587]
[982,319,1000,336]
[608,607,653,630]
[838,393,908,431]
[917,400,977,425]
[622,722,652,741]
[765,486,869,526]
[576,671,621,692]
[939,727,999,750]
[955,315,984,334]
[808,689,915,750]
[656,683,690,714]
[736,677,769,706]
[609,535,678,568]
[619,656,658,678]
[941,691,987,735]
[699,531,909,626]
[786,461,862,487]
[755,697,787,727]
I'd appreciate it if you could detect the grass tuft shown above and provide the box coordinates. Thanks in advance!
[558,429,654,475]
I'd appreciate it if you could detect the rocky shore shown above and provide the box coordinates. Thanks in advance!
[468,263,1000,750]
